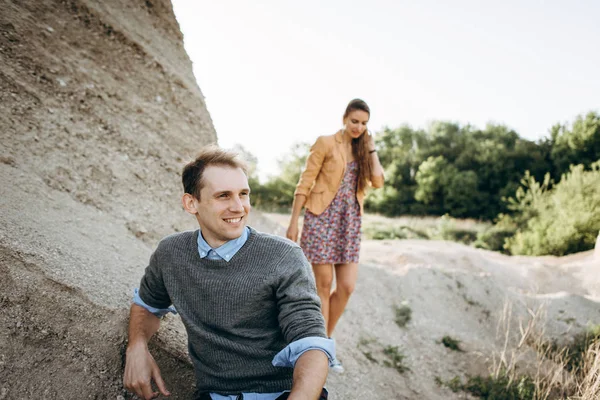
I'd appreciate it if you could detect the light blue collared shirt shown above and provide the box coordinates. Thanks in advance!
[133,227,334,399]
[197,225,249,261]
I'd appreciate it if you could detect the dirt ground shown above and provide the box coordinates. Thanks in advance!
[1,0,598,399]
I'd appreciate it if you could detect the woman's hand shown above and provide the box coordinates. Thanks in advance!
[286,222,299,243]
[366,131,376,150]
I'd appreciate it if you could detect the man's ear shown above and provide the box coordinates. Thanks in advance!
[182,193,199,215]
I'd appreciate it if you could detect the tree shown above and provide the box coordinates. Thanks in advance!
[276,142,310,185]
[230,143,259,181]
[443,170,481,218]
[550,111,600,177]
[415,156,455,214]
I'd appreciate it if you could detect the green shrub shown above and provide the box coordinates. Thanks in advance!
[464,374,535,399]
[475,225,517,253]
[503,162,600,256]
[394,303,412,328]
[438,374,535,399]
[382,345,409,373]
[444,228,478,244]
[445,376,462,393]
[363,225,429,240]
[434,215,479,245]
[441,336,462,351]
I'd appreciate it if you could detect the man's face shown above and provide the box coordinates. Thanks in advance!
[189,165,251,248]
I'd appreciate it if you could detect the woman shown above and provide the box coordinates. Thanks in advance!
[286,98,385,373]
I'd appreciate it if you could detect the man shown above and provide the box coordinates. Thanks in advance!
[123,146,334,400]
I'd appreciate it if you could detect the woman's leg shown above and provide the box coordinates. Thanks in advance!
[327,262,358,337]
[312,263,334,329]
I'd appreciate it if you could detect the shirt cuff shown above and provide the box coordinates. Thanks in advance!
[272,337,335,368]
[133,288,177,317]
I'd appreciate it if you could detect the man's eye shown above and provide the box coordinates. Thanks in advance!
[219,194,228,198]
[241,192,249,196]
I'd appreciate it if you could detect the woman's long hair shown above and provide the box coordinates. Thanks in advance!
[344,98,372,194]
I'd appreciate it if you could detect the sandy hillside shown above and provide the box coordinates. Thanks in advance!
[1,1,598,399]
[0,0,278,398]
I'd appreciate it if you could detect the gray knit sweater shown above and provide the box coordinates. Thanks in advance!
[138,227,326,394]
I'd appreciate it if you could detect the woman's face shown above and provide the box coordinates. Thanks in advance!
[344,110,370,139]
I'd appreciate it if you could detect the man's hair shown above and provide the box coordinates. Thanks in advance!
[182,145,248,199]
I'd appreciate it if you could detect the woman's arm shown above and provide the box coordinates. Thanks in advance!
[367,133,385,188]
[287,136,328,241]
[287,194,306,242]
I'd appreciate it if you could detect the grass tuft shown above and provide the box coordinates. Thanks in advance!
[394,303,412,328]
[441,335,463,352]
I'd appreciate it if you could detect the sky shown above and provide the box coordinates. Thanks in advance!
[171,0,600,182]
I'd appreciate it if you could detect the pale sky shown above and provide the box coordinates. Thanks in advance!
[171,0,600,182]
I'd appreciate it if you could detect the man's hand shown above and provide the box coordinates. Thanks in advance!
[124,343,170,399]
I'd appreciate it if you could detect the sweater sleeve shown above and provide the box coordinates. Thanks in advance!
[138,246,172,309]
[274,246,327,343]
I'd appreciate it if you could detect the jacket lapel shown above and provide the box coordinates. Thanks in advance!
[335,130,347,164]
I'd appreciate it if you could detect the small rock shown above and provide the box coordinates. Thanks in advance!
[46,26,54,33]
[0,156,16,166]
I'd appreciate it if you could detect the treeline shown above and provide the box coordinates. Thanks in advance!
[245,111,600,256]
[367,111,599,219]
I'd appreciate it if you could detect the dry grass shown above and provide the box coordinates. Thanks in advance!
[438,302,600,399]
[493,302,570,399]
[485,301,600,400]
[573,341,600,399]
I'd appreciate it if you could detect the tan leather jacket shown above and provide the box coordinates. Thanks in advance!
[294,130,384,215]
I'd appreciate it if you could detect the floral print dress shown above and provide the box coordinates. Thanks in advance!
[300,161,361,264]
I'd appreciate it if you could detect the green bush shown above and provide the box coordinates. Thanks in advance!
[475,225,517,253]
[464,374,535,399]
[443,228,478,244]
[382,345,409,373]
[441,336,462,351]
[503,161,600,256]
[363,225,429,240]
[438,373,535,399]
[394,303,412,328]
[434,215,479,245]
